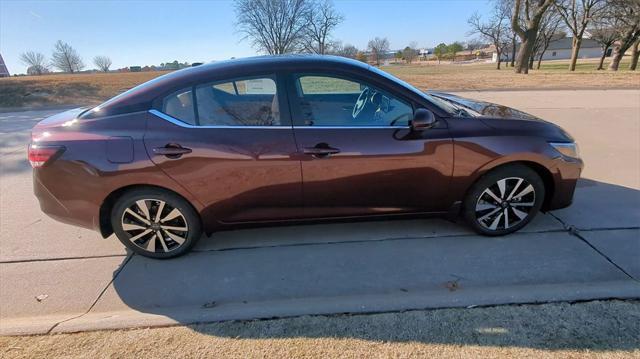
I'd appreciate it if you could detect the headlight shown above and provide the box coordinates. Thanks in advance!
[549,142,580,159]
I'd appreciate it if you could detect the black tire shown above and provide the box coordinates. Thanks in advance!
[463,164,545,236]
[111,188,201,259]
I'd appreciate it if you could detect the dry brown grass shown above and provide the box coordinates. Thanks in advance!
[0,71,168,108]
[0,59,638,109]
[1,300,639,359]
[385,59,640,92]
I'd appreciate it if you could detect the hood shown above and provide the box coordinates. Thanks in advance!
[428,92,574,142]
[427,91,543,122]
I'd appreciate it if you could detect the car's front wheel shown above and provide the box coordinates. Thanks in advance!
[111,188,201,259]
[463,164,545,236]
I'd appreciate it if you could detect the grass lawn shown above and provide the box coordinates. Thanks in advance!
[2,300,638,358]
[0,58,638,109]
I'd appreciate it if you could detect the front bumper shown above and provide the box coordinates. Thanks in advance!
[546,156,583,210]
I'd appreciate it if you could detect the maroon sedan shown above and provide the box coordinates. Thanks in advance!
[30,55,582,258]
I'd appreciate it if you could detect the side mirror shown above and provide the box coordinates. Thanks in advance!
[411,108,437,130]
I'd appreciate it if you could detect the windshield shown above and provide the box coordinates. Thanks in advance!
[367,66,460,115]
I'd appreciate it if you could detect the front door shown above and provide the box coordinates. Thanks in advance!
[287,73,453,218]
[145,74,302,224]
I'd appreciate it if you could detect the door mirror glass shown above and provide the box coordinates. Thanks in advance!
[411,108,437,130]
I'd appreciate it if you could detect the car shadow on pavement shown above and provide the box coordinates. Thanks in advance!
[102,178,640,350]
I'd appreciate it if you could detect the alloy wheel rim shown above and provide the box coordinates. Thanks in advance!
[121,199,188,253]
[475,177,536,231]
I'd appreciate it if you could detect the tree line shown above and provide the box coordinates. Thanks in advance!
[468,0,639,73]
[20,40,112,75]
[20,0,639,76]
[236,0,638,73]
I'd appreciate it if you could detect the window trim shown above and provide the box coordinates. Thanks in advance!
[287,71,415,128]
[149,109,293,129]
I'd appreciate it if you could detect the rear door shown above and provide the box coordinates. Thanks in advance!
[144,73,303,224]
[287,72,453,218]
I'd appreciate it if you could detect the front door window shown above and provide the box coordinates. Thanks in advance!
[293,74,413,127]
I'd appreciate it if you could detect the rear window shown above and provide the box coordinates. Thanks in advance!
[80,72,174,119]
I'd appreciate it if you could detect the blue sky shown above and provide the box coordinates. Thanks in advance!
[1,0,491,74]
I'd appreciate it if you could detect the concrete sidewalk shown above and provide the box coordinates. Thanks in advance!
[1,90,639,336]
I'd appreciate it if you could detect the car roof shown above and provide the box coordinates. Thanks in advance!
[189,54,370,73]
[81,55,375,118]
[152,55,371,88]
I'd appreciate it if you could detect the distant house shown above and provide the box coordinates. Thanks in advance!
[493,37,604,63]
[540,37,603,60]
[0,53,9,77]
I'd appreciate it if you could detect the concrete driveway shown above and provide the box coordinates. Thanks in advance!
[1,90,638,335]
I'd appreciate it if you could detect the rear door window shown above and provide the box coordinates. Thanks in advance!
[195,76,280,126]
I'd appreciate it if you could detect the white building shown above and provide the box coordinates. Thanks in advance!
[540,37,603,60]
[492,37,605,63]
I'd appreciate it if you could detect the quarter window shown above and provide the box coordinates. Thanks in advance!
[294,74,413,127]
[196,76,280,126]
[162,88,196,125]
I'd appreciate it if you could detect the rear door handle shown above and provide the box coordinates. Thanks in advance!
[303,144,340,158]
[153,144,192,158]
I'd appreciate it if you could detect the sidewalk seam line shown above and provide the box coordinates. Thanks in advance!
[549,212,638,282]
[191,227,568,255]
[44,253,134,334]
[0,254,128,265]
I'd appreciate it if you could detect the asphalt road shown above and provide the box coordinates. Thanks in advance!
[1,90,639,335]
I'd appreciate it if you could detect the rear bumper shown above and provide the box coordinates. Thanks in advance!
[33,170,101,231]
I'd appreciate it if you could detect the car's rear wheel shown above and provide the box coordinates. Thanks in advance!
[463,164,545,236]
[111,188,201,259]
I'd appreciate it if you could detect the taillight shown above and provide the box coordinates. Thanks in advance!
[28,144,65,168]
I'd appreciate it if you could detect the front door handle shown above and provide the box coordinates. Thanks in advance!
[153,144,192,158]
[303,144,340,158]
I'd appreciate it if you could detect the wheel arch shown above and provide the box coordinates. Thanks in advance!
[465,160,555,212]
[99,184,200,238]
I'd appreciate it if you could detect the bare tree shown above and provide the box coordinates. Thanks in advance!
[468,2,510,69]
[51,40,84,73]
[93,56,112,72]
[494,0,517,66]
[302,0,343,54]
[234,0,313,54]
[509,32,517,66]
[605,0,640,71]
[332,43,358,58]
[466,38,485,58]
[531,11,564,69]
[19,51,48,75]
[402,41,419,63]
[555,0,605,71]
[630,39,640,70]
[511,0,556,74]
[590,21,618,70]
[367,37,390,66]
